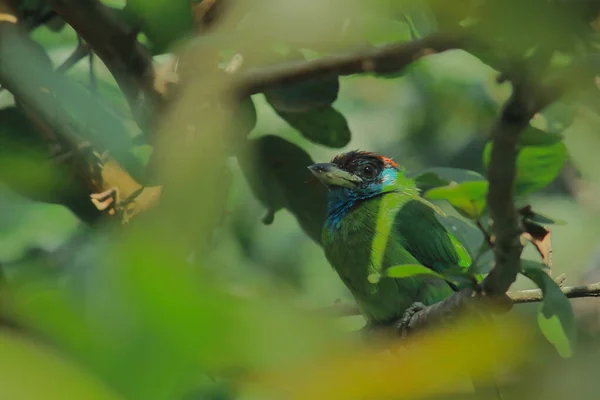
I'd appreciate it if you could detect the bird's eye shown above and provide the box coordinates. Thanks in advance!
[358,164,378,179]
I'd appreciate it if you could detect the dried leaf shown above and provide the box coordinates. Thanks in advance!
[521,220,553,267]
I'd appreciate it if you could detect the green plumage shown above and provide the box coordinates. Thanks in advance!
[310,152,471,325]
[323,193,471,324]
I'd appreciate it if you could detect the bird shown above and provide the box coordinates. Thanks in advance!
[308,150,473,325]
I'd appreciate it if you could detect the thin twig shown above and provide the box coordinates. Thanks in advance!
[56,41,90,74]
[317,281,600,317]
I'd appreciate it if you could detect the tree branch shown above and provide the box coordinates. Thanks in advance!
[233,33,471,98]
[0,3,159,223]
[45,0,164,108]
[318,281,600,317]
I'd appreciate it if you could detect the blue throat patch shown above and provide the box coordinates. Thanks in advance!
[325,185,382,230]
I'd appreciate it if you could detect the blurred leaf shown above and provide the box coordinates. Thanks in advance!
[425,181,488,219]
[229,96,258,150]
[264,74,339,113]
[237,135,327,243]
[402,0,439,38]
[483,128,568,196]
[518,126,564,146]
[0,107,75,200]
[523,268,577,358]
[0,329,123,400]
[130,144,154,166]
[410,167,486,192]
[364,18,412,47]
[122,0,194,54]
[0,188,79,263]
[253,317,530,400]
[274,106,351,148]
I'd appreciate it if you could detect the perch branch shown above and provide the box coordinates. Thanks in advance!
[393,56,597,334]
[318,281,600,317]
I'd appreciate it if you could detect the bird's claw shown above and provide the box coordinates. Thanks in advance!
[397,302,427,339]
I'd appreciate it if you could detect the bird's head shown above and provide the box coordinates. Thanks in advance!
[308,151,415,205]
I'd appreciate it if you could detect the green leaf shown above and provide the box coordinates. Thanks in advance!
[523,268,577,358]
[122,0,193,54]
[410,167,486,192]
[380,264,470,287]
[470,248,494,275]
[236,135,327,243]
[230,96,258,148]
[0,329,123,400]
[520,259,550,272]
[483,126,568,196]
[264,74,339,113]
[367,272,382,284]
[425,181,489,219]
[518,126,564,146]
[520,207,567,226]
[274,106,351,148]
[363,18,412,47]
[384,264,445,280]
[402,1,439,38]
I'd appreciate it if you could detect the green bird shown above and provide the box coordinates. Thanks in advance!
[308,151,472,325]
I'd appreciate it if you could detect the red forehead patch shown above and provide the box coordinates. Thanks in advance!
[380,156,398,168]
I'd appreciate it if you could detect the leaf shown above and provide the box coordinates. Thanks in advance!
[385,264,445,280]
[0,329,123,400]
[518,205,567,225]
[518,125,564,146]
[257,317,531,400]
[424,181,489,220]
[229,96,258,149]
[236,135,327,243]
[122,0,194,54]
[520,259,550,272]
[483,126,569,196]
[274,106,351,148]
[522,221,553,267]
[523,268,577,358]
[410,167,486,192]
[264,74,339,113]
[376,264,469,287]
[363,18,412,47]
[471,248,494,275]
[402,1,439,38]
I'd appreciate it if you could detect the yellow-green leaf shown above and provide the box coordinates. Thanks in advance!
[523,268,577,358]
[424,181,488,219]
[0,329,123,400]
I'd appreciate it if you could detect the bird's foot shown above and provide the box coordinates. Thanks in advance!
[397,302,427,339]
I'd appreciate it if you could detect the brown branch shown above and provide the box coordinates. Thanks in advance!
[481,79,534,296]
[233,32,472,98]
[0,3,159,223]
[318,281,600,317]
[45,0,164,108]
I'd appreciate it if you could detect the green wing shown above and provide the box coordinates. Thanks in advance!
[392,197,472,288]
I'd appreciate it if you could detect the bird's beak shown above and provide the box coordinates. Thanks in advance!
[307,163,362,188]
